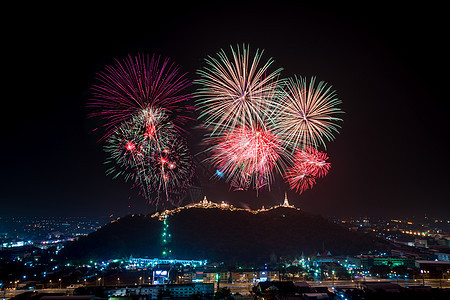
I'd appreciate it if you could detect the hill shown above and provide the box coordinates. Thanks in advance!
[60,207,387,264]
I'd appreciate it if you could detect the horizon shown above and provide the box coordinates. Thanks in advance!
[1,198,448,220]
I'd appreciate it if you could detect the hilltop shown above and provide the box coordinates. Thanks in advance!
[60,202,387,264]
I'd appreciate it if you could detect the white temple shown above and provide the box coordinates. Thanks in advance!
[152,193,299,221]
[201,196,210,206]
[281,192,294,207]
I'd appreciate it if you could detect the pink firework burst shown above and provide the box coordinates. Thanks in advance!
[210,126,283,191]
[285,147,330,194]
[89,53,193,138]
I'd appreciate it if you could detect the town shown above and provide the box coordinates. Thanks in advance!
[1,199,449,299]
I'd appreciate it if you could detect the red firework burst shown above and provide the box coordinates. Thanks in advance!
[210,126,283,191]
[294,147,331,178]
[285,147,330,193]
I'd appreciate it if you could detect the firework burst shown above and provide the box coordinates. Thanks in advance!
[195,44,283,134]
[89,53,193,138]
[293,146,330,178]
[273,76,343,150]
[285,147,330,194]
[138,138,194,206]
[104,110,193,206]
[208,125,284,191]
[89,53,196,207]
[104,108,175,181]
[285,167,316,194]
[195,45,288,192]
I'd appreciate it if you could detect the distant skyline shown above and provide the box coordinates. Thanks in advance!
[2,3,449,218]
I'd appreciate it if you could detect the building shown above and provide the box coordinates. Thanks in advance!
[254,281,297,298]
[153,266,171,285]
[431,246,450,262]
[128,257,207,269]
[109,283,214,299]
[294,281,312,294]
[319,262,347,279]
[40,297,95,300]
[310,251,334,268]
[357,255,415,269]
[415,260,450,276]
[414,238,428,248]
[166,283,214,298]
[360,282,402,293]
[303,293,330,299]
[436,252,450,262]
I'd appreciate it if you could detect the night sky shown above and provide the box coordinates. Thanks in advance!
[3,2,449,218]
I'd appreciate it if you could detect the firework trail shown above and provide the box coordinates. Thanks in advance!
[273,76,343,150]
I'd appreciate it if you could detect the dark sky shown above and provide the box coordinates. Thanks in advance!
[2,2,449,218]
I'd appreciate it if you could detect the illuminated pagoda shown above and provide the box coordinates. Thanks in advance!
[152,193,299,221]
[281,192,294,208]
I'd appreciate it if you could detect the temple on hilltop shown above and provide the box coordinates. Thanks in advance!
[201,196,210,206]
[281,192,295,208]
[152,193,300,221]
[198,196,230,208]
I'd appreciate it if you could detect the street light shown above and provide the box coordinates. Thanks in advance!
[421,270,428,286]
[59,278,62,289]
[332,270,335,287]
